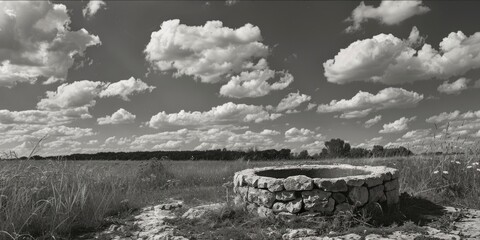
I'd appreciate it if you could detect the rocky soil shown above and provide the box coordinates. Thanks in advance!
[84,202,480,240]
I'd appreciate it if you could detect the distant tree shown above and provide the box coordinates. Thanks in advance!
[372,145,384,157]
[324,138,351,157]
[297,150,310,159]
[349,148,370,158]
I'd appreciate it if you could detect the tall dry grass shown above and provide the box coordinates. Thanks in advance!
[0,159,174,239]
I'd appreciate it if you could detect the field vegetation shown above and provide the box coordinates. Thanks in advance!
[0,128,479,239]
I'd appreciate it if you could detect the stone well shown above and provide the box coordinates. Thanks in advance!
[233,164,399,216]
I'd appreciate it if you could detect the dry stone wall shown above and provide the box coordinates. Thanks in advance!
[233,164,399,216]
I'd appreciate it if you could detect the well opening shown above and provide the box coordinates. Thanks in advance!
[256,168,370,179]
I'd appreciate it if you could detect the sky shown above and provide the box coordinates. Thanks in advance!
[1,0,480,157]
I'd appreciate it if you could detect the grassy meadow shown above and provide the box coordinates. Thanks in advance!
[0,154,479,239]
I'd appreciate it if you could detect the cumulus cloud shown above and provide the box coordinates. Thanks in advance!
[83,0,106,19]
[97,108,136,125]
[144,19,292,97]
[317,88,423,118]
[37,80,104,110]
[145,19,268,83]
[284,127,324,143]
[324,27,480,85]
[379,116,416,133]
[364,115,382,128]
[437,78,471,94]
[426,110,480,123]
[219,68,294,98]
[300,141,325,154]
[345,0,430,33]
[306,103,317,111]
[131,128,281,151]
[276,91,311,112]
[37,77,154,112]
[99,77,155,101]
[0,1,101,87]
[148,102,281,128]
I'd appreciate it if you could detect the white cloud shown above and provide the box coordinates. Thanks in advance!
[364,115,382,128]
[131,128,281,151]
[345,0,430,33]
[0,1,101,87]
[83,0,106,19]
[276,91,311,112]
[225,0,238,6]
[306,103,317,111]
[99,77,155,101]
[145,19,268,83]
[300,141,325,154]
[37,77,154,113]
[144,19,292,98]
[148,102,281,128]
[97,108,136,125]
[437,78,471,94]
[355,136,383,149]
[219,68,293,98]
[379,116,416,133]
[154,140,184,150]
[37,80,104,110]
[324,27,480,85]
[0,108,91,125]
[426,110,480,123]
[284,128,325,145]
[317,88,423,118]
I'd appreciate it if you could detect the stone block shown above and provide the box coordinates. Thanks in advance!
[284,175,313,191]
[365,175,383,187]
[276,191,296,201]
[335,202,353,214]
[257,206,274,218]
[332,192,347,203]
[244,175,259,187]
[315,179,348,192]
[385,189,399,205]
[384,179,399,191]
[286,198,303,214]
[258,177,284,192]
[368,184,385,203]
[348,186,369,207]
[237,186,249,201]
[272,202,288,213]
[346,178,365,187]
[302,189,332,212]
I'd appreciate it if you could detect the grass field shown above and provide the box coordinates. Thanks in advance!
[0,154,479,239]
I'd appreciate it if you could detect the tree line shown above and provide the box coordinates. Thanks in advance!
[10,138,412,161]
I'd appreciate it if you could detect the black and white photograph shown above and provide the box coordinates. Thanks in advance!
[0,0,480,239]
